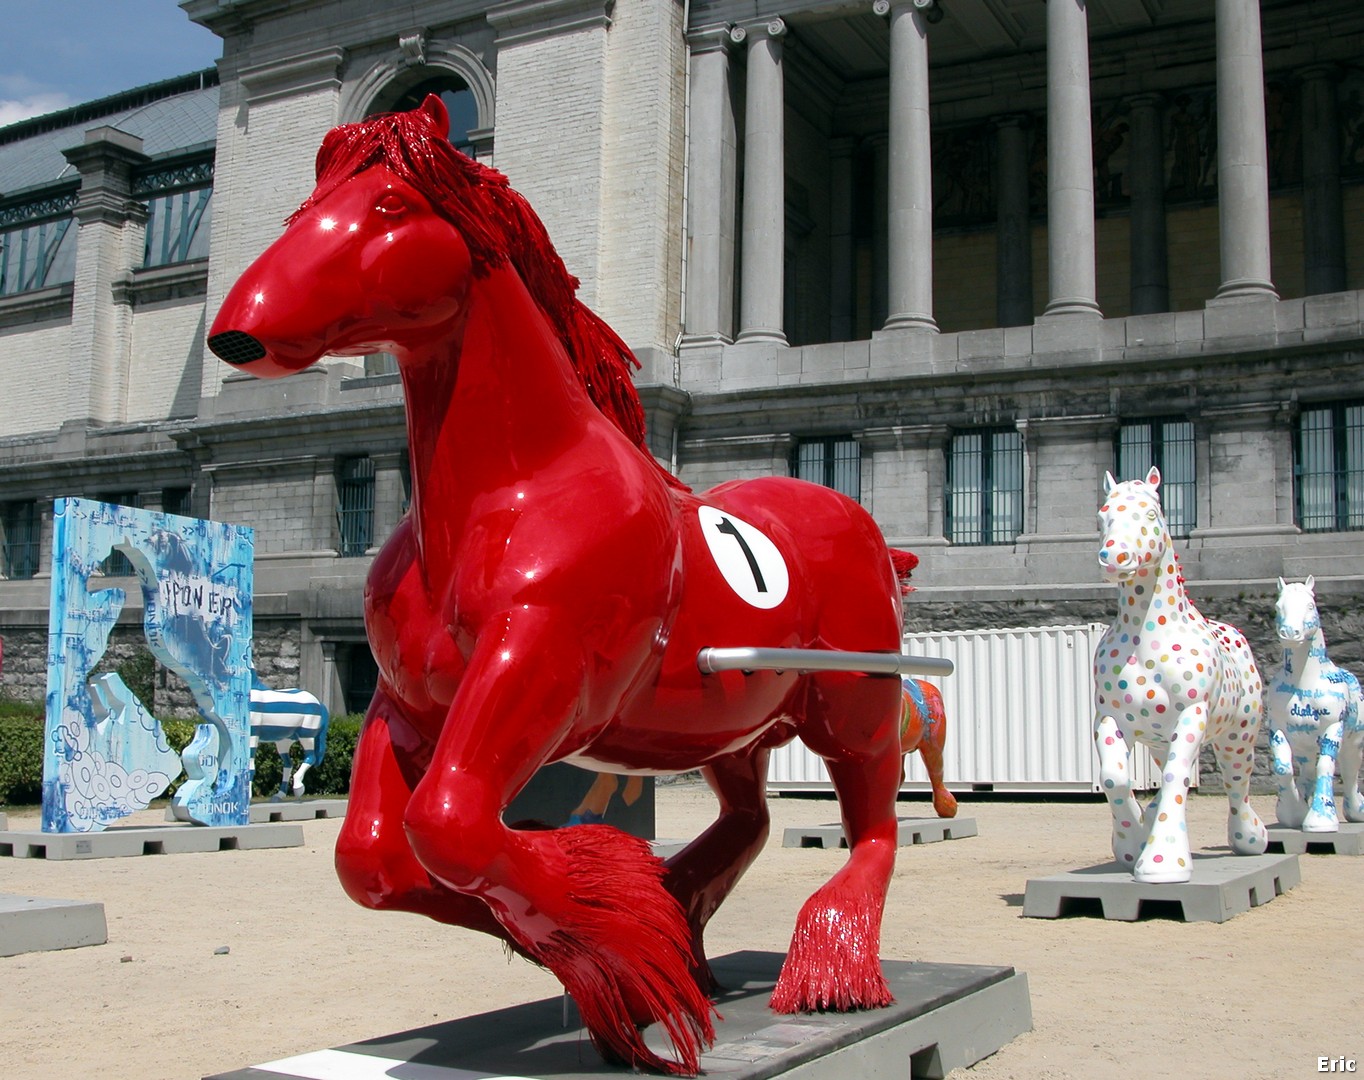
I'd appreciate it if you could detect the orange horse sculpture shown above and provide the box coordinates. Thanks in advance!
[899,677,957,818]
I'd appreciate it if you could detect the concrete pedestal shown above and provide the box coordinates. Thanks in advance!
[0,894,107,956]
[784,816,978,849]
[1266,822,1364,856]
[0,822,303,860]
[1023,852,1300,922]
[205,950,1031,1080]
[164,799,349,824]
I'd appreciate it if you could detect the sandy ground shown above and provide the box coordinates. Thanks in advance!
[1,784,1361,1080]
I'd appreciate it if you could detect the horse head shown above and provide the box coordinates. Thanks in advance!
[1097,466,1169,580]
[207,95,474,378]
[1274,575,1320,644]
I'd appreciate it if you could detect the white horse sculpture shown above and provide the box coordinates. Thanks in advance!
[1267,577,1364,831]
[1093,467,1268,882]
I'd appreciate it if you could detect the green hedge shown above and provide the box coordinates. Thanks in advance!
[0,695,362,806]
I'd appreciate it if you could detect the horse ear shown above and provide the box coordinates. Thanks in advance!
[1103,470,1117,494]
[1306,574,1315,592]
[1277,576,1286,592]
[1145,465,1161,489]
[418,93,449,134]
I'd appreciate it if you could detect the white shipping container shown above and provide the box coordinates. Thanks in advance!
[767,624,1178,794]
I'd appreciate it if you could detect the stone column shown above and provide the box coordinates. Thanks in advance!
[829,136,856,342]
[1300,64,1346,297]
[1042,0,1101,318]
[1212,0,1277,301]
[683,25,740,343]
[870,134,890,329]
[1127,93,1169,315]
[881,0,938,332]
[994,114,1034,327]
[735,19,788,345]
[61,127,150,425]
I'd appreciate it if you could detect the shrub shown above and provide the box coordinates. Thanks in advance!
[0,695,362,805]
[0,699,45,806]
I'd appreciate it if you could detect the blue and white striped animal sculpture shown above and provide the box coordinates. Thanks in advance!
[249,676,329,800]
[1267,577,1364,832]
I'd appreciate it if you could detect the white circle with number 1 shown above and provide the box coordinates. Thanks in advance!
[697,506,790,609]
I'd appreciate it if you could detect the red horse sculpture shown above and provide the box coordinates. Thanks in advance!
[208,96,915,1075]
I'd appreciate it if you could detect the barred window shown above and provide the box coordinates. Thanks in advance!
[946,428,1023,545]
[1296,403,1364,532]
[1,500,41,580]
[792,437,861,501]
[337,456,376,557]
[1116,419,1196,537]
[0,188,78,297]
[134,156,213,269]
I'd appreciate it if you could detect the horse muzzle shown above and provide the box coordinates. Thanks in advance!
[207,329,268,367]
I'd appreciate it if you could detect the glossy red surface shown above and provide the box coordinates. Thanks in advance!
[208,97,911,1076]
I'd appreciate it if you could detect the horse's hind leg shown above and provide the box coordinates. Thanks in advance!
[273,739,295,800]
[663,747,771,993]
[292,736,317,796]
[917,713,957,819]
[1341,724,1364,822]
[773,675,901,1013]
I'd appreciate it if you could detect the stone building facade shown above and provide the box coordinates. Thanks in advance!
[1,0,1363,735]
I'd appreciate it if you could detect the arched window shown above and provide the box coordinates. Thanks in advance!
[388,77,478,155]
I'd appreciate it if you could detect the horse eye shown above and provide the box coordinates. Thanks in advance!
[376,193,406,215]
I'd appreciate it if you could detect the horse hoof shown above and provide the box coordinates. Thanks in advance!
[1132,864,1192,885]
[1301,813,1340,833]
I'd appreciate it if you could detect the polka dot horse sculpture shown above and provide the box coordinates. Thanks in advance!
[206,96,919,1076]
[1266,577,1364,831]
[1093,467,1267,882]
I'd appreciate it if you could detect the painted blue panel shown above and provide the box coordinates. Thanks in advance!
[42,498,255,831]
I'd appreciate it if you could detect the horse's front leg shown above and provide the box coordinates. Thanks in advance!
[1302,719,1343,832]
[1269,726,1308,828]
[1132,704,1211,883]
[1095,714,1144,869]
[402,611,714,1077]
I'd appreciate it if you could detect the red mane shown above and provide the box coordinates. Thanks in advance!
[292,98,654,457]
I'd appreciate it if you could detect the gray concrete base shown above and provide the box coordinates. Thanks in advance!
[0,893,108,957]
[205,950,1031,1080]
[1267,821,1364,855]
[0,823,304,860]
[784,816,979,849]
[163,798,349,824]
[1022,852,1301,922]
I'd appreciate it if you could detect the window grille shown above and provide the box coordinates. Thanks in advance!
[0,500,41,580]
[1116,418,1196,537]
[134,157,213,269]
[792,437,861,501]
[1295,403,1364,532]
[162,487,192,518]
[946,428,1023,545]
[0,189,78,296]
[337,457,376,557]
